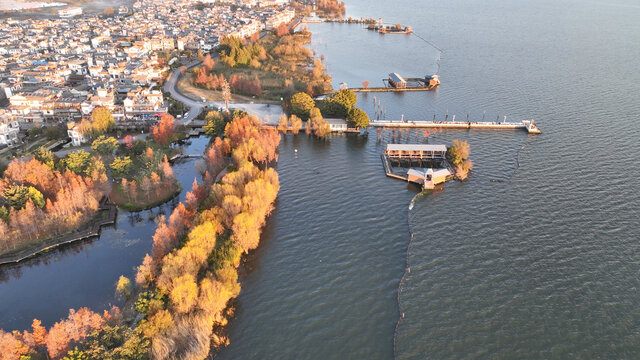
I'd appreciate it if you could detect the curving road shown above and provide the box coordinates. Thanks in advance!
[163,61,212,125]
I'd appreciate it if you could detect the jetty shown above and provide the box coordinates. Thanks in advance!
[371,119,542,134]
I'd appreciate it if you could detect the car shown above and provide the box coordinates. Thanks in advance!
[201,97,206,103]
[184,112,189,118]
[177,115,182,119]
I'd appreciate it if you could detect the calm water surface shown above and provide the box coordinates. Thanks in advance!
[222,0,640,359]
[0,136,208,331]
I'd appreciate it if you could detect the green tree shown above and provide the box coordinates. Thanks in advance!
[90,107,115,135]
[332,89,357,109]
[62,347,89,360]
[63,150,92,175]
[91,135,119,154]
[34,146,56,169]
[110,156,133,178]
[3,185,45,210]
[347,107,370,128]
[203,111,226,136]
[290,92,315,120]
[0,206,9,223]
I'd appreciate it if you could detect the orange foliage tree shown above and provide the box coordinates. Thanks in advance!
[152,114,176,145]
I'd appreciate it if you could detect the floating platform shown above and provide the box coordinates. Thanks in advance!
[371,119,542,134]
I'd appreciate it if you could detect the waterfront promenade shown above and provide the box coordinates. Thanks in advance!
[371,119,542,134]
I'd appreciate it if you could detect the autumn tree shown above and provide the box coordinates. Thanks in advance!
[277,114,288,133]
[152,114,176,145]
[362,80,370,89]
[89,107,115,135]
[221,79,231,111]
[115,276,132,299]
[289,114,302,134]
[203,54,215,70]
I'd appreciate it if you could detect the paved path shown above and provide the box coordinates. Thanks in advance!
[163,60,208,126]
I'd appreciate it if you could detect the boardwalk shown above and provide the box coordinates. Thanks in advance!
[371,119,542,134]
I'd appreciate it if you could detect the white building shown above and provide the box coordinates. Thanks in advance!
[67,122,87,146]
[0,121,20,147]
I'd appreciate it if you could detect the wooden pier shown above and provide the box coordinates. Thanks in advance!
[371,119,542,134]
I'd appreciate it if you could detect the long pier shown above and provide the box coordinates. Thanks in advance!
[371,119,542,134]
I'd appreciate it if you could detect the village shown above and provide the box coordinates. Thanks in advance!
[0,0,296,152]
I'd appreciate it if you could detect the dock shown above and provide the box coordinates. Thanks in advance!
[371,119,542,134]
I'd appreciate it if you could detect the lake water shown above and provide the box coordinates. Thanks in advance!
[220,0,640,359]
[0,136,208,331]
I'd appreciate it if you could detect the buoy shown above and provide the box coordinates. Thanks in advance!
[294,149,298,153]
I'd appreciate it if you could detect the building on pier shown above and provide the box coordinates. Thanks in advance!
[385,144,447,160]
[388,73,407,88]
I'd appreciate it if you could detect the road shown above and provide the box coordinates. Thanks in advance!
[163,60,213,126]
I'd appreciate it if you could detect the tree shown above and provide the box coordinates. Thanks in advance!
[152,114,176,145]
[221,79,231,111]
[332,89,358,109]
[103,7,114,16]
[34,146,55,170]
[289,115,302,134]
[161,156,174,181]
[140,176,152,201]
[447,139,470,165]
[90,107,115,135]
[203,111,225,136]
[110,156,132,178]
[362,80,370,89]
[290,92,315,120]
[203,54,215,70]
[91,135,118,154]
[3,185,45,210]
[122,135,134,149]
[62,150,92,175]
[275,22,290,36]
[169,274,198,314]
[277,115,288,133]
[115,276,132,299]
[347,107,370,128]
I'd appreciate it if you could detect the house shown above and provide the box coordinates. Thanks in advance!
[67,122,87,146]
[385,144,447,160]
[59,7,83,18]
[388,73,406,88]
[407,168,451,189]
[325,118,348,132]
[0,121,20,147]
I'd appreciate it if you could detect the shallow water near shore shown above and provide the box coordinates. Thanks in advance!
[221,0,640,358]
[0,136,208,331]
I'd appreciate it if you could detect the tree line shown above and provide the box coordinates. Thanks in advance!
[0,149,109,254]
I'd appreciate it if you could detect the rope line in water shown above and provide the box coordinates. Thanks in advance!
[411,32,444,75]
[394,194,420,359]
[489,136,537,183]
